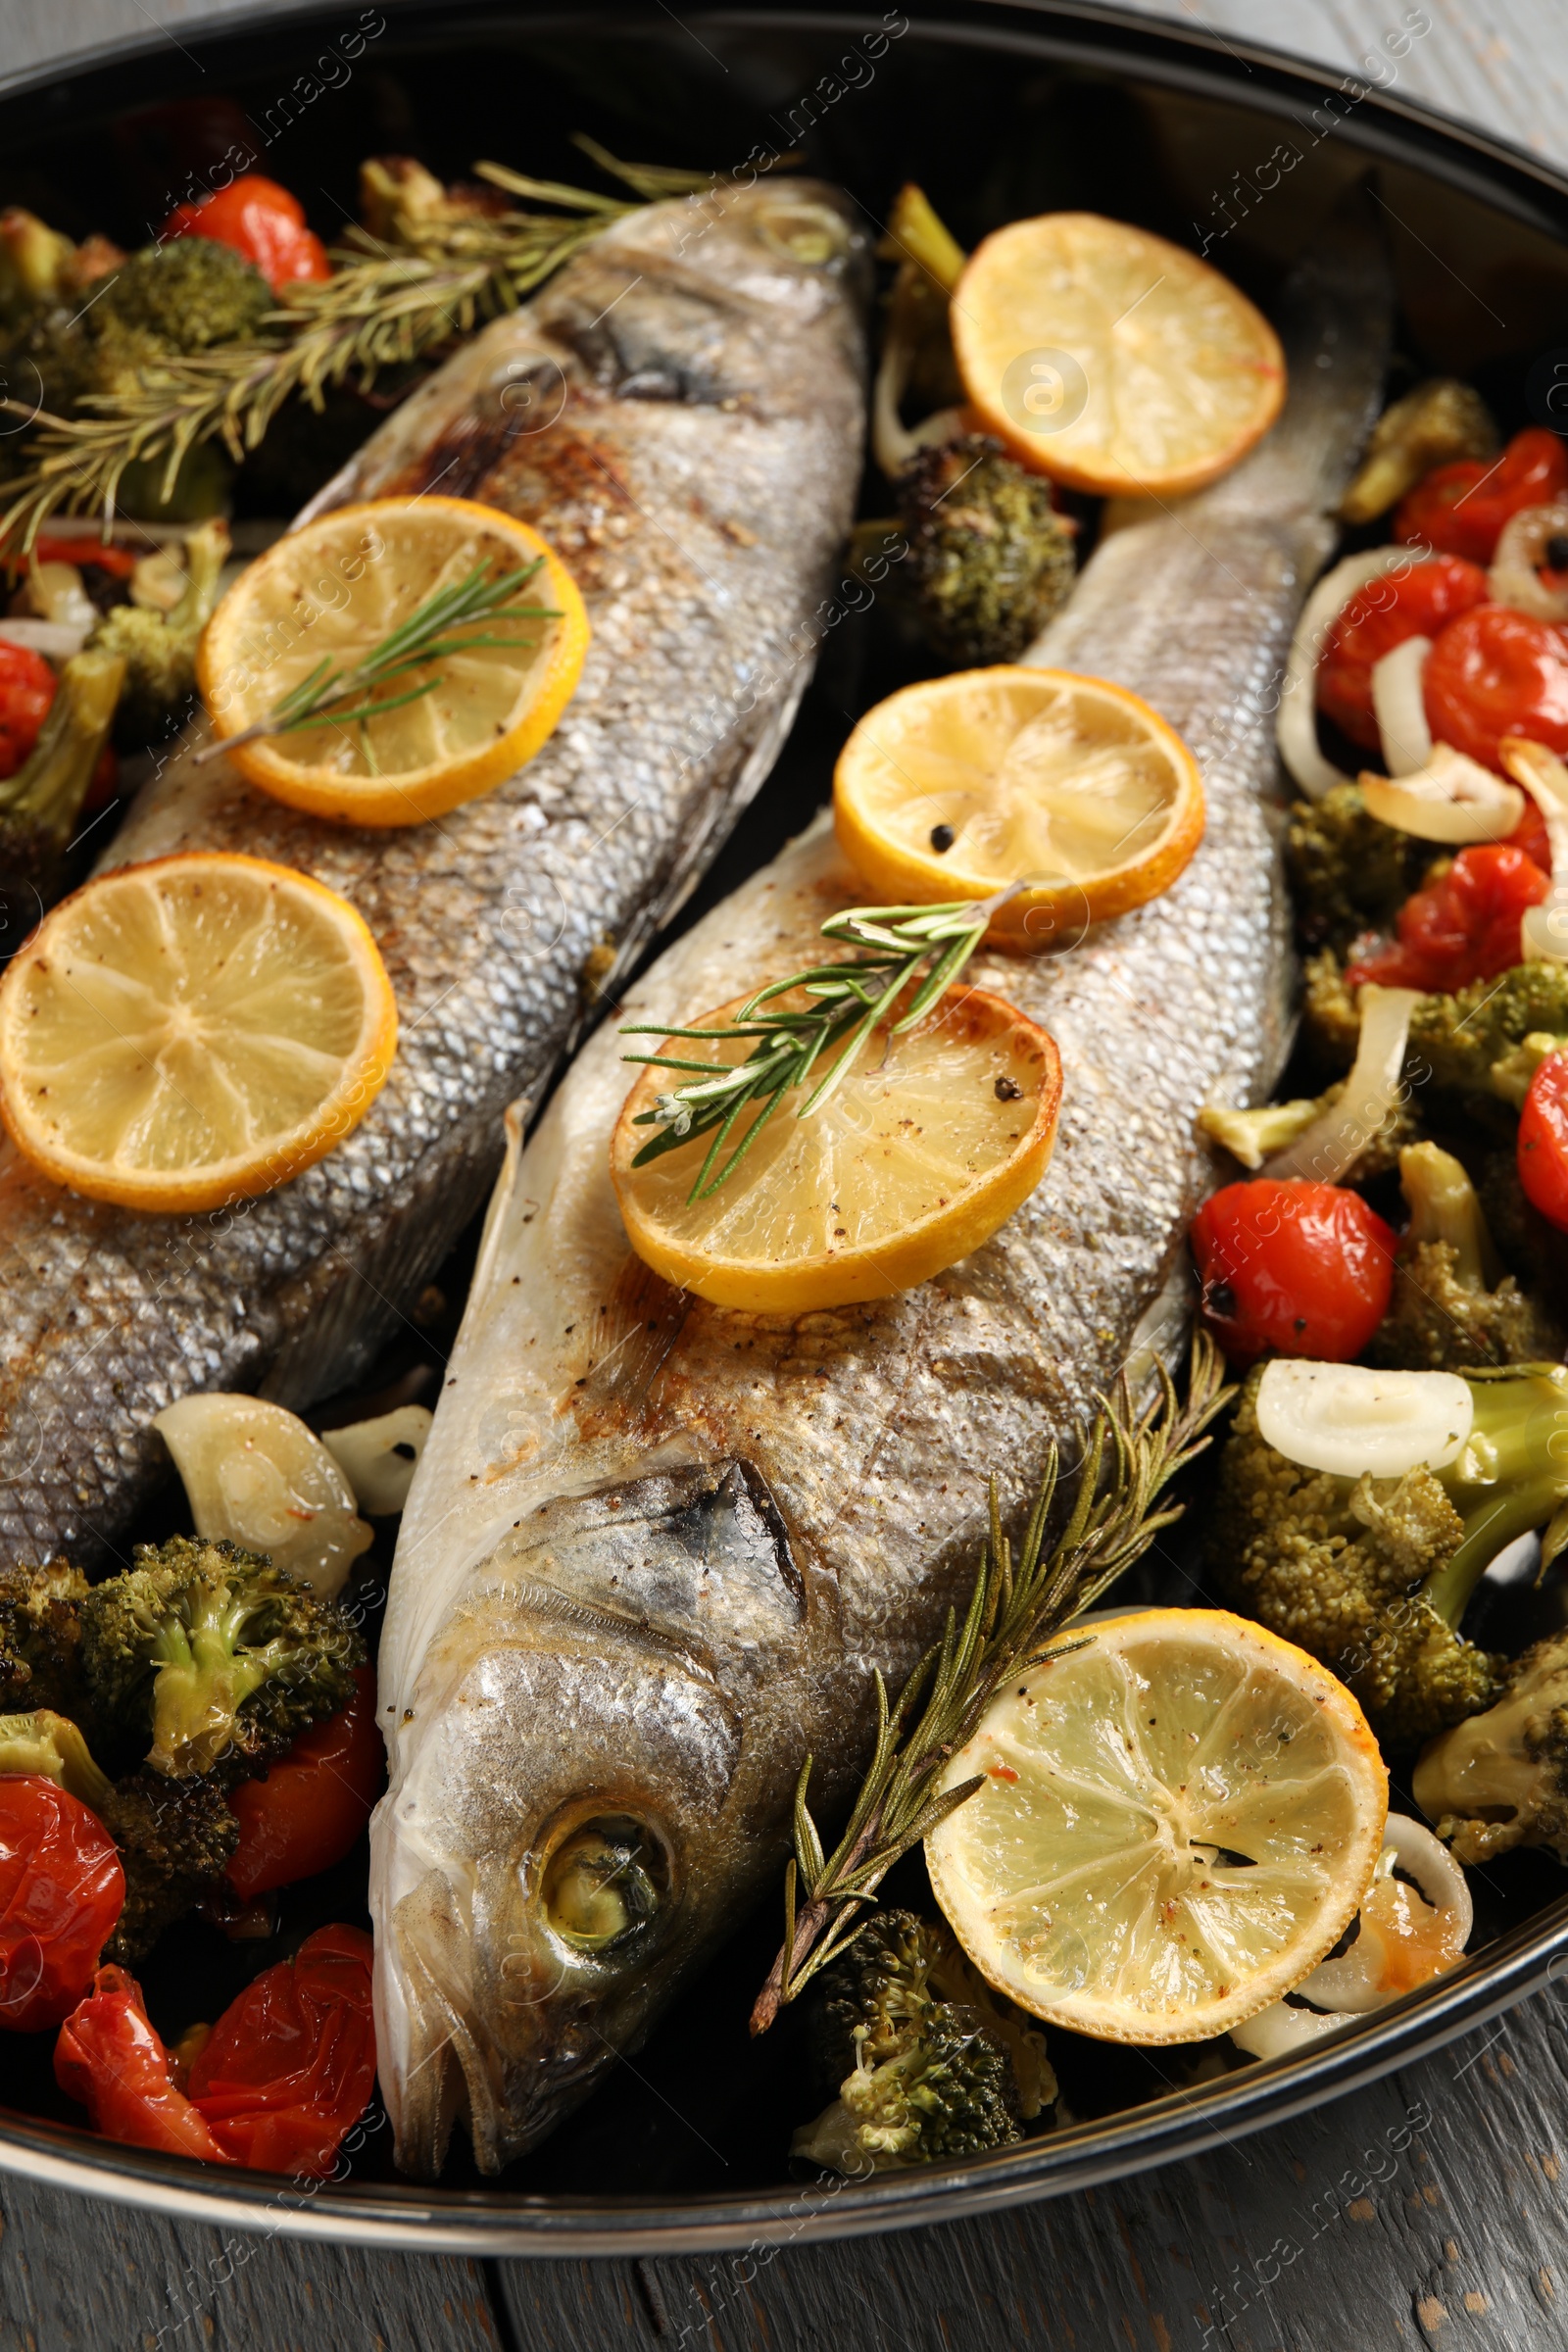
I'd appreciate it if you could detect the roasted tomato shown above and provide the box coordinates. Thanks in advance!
[1190,1179,1396,1364]
[1396,427,1568,565]
[186,1925,375,2177]
[55,1966,227,2159]
[1346,843,1546,995]
[226,1666,383,1902]
[1316,555,1489,752]
[1518,1054,1568,1232]
[162,173,329,291]
[1424,606,1568,772]
[0,1779,123,2032]
[0,640,58,781]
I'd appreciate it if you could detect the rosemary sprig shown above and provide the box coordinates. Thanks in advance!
[748,1333,1234,2034]
[619,887,1022,1202]
[0,141,711,549]
[193,556,559,760]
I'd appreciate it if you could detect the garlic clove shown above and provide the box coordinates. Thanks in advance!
[320,1404,433,1516]
[153,1393,372,1599]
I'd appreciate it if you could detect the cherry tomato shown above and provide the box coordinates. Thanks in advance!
[1190,1179,1396,1364]
[1396,427,1568,565]
[1346,842,1546,995]
[1316,555,1489,752]
[1518,1054,1568,1231]
[1508,794,1552,871]
[186,1925,375,2177]
[55,1966,227,2159]
[162,174,329,292]
[0,640,57,782]
[0,1778,123,2032]
[1424,606,1568,772]
[226,1667,382,1902]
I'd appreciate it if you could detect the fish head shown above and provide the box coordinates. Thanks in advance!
[373,1453,806,2177]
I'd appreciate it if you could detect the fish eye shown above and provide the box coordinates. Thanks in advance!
[541,1814,668,1953]
[753,199,849,269]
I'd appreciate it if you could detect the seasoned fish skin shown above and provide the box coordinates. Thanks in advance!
[374,213,1393,2176]
[0,184,868,1571]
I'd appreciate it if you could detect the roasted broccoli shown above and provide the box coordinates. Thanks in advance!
[890,434,1076,666]
[0,1560,89,1717]
[1285,785,1431,956]
[99,1768,240,1962]
[1413,1631,1568,1865]
[0,1707,110,1805]
[81,1535,364,1779]
[1210,1363,1568,1746]
[1301,954,1568,1102]
[0,647,124,901]
[1339,378,1498,526]
[1366,1144,1563,1371]
[792,1909,1054,2175]
[1200,1080,1417,1182]
[90,518,229,746]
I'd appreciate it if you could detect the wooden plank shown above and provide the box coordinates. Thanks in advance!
[0,2173,505,2352]
[499,1990,1568,2351]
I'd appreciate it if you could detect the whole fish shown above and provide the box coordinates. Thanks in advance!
[0,183,867,1570]
[372,207,1392,2178]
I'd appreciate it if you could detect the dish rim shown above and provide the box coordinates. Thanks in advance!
[2,0,1567,2253]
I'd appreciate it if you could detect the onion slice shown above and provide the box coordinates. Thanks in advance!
[1279,548,1432,801]
[1260,980,1420,1184]
[1360,740,1524,844]
[1500,735,1568,962]
[1370,634,1434,777]
[1490,501,1568,621]
[1255,1359,1473,1478]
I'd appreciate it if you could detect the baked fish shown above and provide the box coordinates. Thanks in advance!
[372,207,1392,2179]
[0,182,868,1569]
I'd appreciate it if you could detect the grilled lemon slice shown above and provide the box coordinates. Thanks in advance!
[611,983,1062,1312]
[926,1609,1389,2045]
[198,495,587,826]
[0,853,397,1213]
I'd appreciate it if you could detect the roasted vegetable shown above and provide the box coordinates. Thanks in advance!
[81,1536,364,1780]
[90,518,229,745]
[99,1769,240,1964]
[0,646,122,897]
[892,434,1075,665]
[1301,953,1568,1101]
[1413,1632,1568,1865]
[1339,378,1498,526]
[792,1908,1054,2175]
[1366,1144,1563,1371]
[1210,1362,1568,1746]
[0,1707,110,1805]
[0,1560,89,1718]
[1285,784,1431,956]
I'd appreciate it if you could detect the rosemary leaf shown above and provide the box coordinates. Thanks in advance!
[748,1332,1234,2033]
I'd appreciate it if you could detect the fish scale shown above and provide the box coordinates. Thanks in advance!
[371,203,1393,2177]
[0,182,867,1570]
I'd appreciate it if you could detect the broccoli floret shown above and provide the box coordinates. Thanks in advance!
[0,1560,89,1717]
[792,1909,1054,2175]
[90,519,229,746]
[0,1707,110,1805]
[0,648,124,901]
[1286,786,1431,956]
[1210,1364,1568,1746]
[92,238,273,366]
[1413,1630,1568,1866]
[99,1768,239,1962]
[1339,378,1497,526]
[1366,1144,1563,1372]
[1304,956,1568,1098]
[81,1535,363,1779]
[890,434,1076,666]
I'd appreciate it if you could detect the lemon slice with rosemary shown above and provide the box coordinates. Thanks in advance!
[926,1609,1388,2044]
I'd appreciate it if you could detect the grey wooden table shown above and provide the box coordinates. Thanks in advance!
[3,2,1568,2346]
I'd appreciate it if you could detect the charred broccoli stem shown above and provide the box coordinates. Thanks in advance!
[1285,785,1433,956]
[100,1768,240,1962]
[0,1560,89,1718]
[0,648,123,901]
[0,1707,110,1805]
[792,1908,1054,2175]
[1210,1364,1568,1747]
[81,1535,364,1779]
[1413,1631,1568,1865]
[91,518,229,746]
[1366,1144,1563,1371]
